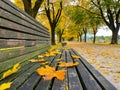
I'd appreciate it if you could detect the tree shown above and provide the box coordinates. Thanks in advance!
[45,0,62,45]
[22,0,44,18]
[13,0,44,18]
[91,0,120,44]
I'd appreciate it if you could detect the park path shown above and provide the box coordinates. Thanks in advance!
[66,41,120,90]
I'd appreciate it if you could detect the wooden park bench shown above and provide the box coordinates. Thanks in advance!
[0,0,117,90]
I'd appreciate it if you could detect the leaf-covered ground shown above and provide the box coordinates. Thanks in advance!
[67,41,120,90]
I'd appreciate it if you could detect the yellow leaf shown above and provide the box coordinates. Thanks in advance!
[36,65,55,76]
[0,82,12,90]
[57,58,62,61]
[29,59,45,63]
[66,84,69,90]
[1,63,20,79]
[59,62,79,68]
[38,55,44,58]
[36,65,65,80]
[71,55,80,59]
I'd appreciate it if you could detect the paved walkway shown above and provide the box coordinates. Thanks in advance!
[66,41,120,90]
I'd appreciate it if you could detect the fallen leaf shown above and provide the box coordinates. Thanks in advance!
[59,62,79,68]
[0,82,12,90]
[57,58,62,61]
[38,55,44,58]
[71,55,80,59]
[36,65,65,80]
[29,59,45,63]
[1,63,20,79]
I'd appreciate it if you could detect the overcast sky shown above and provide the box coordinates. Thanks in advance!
[96,27,120,36]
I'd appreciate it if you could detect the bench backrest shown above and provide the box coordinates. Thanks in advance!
[0,0,50,74]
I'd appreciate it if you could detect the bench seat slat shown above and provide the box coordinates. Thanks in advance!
[35,55,60,90]
[66,51,83,90]
[52,50,66,90]
[71,49,117,90]
[0,62,35,84]
[10,63,41,90]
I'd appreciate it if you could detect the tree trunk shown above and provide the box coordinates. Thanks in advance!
[51,27,56,45]
[58,34,62,43]
[84,32,87,42]
[111,29,119,44]
[22,0,44,18]
[80,35,82,42]
[93,31,96,44]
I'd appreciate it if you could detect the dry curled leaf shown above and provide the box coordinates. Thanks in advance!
[29,59,45,63]
[71,55,80,59]
[59,62,79,68]
[36,65,65,80]
[1,63,20,80]
[0,82,12,90]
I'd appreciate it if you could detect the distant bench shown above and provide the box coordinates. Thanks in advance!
[0,0,117,90]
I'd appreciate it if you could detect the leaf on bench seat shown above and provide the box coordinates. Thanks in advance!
[71,55,80,59]
[44,50,61,57]
[58,62,79,68]
[29,59,46,63]
[1,63,20,80]
[38,55,44,58]
[36,65,65,80]
[0,82,12,90]
[57,58,62,61]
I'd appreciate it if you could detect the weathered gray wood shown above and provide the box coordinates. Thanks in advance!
[35,53,62,90]
[0,44,50,62]
[0,62,35,84]
[0,39,50,48]
[0,0,49,34]
[52,50,66,90]
[71,49,117,90]
[66,50,83,90]
[0,19,49,39]
[0,46,49,73]
[0,28,49,40]
[10,63,41,90]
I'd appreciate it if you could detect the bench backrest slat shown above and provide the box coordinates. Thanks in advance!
[0,0,50,74]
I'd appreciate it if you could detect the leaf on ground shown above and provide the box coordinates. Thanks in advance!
[1,63,20,80]
[0,82,12,90]
[71,55,80,59]
[36,65,65,80]
[59,62,79,68]
[29,59,46,63]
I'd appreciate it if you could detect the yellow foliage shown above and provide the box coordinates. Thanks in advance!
[36,65,65,80]
[66,84,69,90]
[57,58,62,61]
[38,55,44,58]
[1,63,20,80]
[29,59,45,63]
[59,62,79,68]
[0,82,12,90]
[44,50,61,57]
[71,55,80,59]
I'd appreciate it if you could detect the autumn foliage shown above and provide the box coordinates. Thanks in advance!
[36,65,65,80]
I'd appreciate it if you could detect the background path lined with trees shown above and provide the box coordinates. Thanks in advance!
[12,0,120,45]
